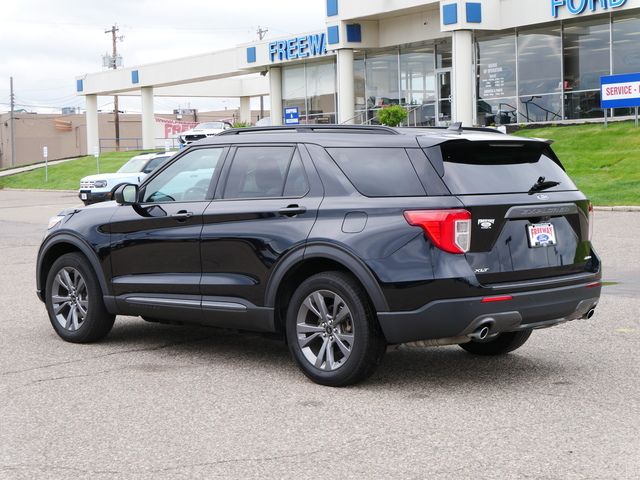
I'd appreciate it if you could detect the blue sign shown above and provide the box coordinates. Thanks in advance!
[551,0,627,18]
[284,107,300,125]
[601,73,640,109]
[268,34,326,62]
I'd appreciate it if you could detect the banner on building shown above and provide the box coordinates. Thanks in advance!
[155,117,197,139]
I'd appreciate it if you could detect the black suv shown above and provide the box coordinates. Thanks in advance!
[37,125,601,386]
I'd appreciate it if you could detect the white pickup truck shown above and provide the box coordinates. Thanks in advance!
[78,151,176,205]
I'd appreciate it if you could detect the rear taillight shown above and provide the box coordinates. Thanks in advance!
[588,201,594,241]
[404,209,472,254]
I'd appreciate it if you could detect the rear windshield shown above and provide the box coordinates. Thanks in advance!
[435,141,577,195]
[326,148,425,197]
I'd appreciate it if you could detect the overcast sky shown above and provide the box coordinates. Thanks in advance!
[0,0,325,114]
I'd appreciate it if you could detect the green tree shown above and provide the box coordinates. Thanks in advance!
[376,105,408,127]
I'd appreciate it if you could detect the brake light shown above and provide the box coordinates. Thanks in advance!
[404,209,472,254]
[588,201,594,241]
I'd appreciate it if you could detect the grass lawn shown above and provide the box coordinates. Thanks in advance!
[513,121,640,205]
[0,151,152,190]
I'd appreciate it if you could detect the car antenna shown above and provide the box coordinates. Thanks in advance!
[448,122,463,134]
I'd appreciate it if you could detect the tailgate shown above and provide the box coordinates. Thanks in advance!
[459,193,593,284]
[423,138,595,284]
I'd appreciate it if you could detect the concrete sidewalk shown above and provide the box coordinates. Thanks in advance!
[0,157,78,178]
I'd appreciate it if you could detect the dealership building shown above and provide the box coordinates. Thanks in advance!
[77,0,640,150]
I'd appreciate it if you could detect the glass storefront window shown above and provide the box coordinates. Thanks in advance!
[282,65,307,120]
[306,61,336,124]
[564,91,603,120]
[354,54,366,124]
[401,45,436,126]
[613,14,640,75]
[281,61,336,124]
[518,94,562,123]
[518,27,562,95]
[563,18,610,92]
[476,32,516,125]
[365,49,401,110]
[477,97,517,126]
[436,41,452,69]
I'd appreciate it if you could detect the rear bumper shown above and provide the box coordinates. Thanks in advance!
[377,280,601,344]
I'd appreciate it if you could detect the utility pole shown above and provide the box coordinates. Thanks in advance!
[9,77,15,167]
[105,25,123,150]
[257,26,268,40]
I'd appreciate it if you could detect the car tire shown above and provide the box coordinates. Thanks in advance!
[285,271,386,387]
[45,253,115,343]
[459,329,532,356]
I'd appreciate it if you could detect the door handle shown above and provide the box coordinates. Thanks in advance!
[278,205,306,217]
[173,210,193,221]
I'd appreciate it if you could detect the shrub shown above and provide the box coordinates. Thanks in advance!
[376,105,408,127]
[232,121,251,128]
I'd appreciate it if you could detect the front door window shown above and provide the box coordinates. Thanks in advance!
[143,148,224,203]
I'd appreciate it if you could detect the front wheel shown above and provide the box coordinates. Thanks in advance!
[459,329,532,356]
[45,253,115,343]
[286,271,386,387]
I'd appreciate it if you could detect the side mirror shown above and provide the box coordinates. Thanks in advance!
[114,184,139,205]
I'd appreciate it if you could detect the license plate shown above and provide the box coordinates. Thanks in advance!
[527,223,557,248]
[80,193,88,200]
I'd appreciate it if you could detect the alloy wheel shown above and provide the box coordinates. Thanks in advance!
[296,290,355,371]
[50,267,88,332]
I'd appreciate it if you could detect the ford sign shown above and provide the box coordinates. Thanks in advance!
[551,0,627,18]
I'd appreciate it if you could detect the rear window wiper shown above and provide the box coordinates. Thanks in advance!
[528,176,560,195]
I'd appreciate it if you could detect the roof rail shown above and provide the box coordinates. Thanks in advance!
[217,125,400,136]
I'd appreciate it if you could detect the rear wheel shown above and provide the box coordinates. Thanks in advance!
[459,329,532,356]
[45,253,115,343]
[286,271,386,387]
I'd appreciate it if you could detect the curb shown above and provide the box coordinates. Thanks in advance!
[3,188,77,194]
[593,206,640,212]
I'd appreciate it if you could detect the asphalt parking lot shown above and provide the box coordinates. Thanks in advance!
[0,189,638,480]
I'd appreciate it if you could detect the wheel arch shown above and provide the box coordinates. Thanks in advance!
[37,233,111,307]
[266,243,389,333]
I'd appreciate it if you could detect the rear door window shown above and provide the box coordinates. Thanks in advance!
[223,146,308,199]
[433,141,577,195]
[326,148,426,197]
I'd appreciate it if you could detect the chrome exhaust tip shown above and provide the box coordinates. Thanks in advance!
[469,325,490,341]
[583,308,596,320]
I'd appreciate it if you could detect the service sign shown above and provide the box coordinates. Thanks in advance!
[601,73,640,109]
[284,107,300,125]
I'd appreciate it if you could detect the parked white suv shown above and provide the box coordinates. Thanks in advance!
[78,151,176,205]
[178,122,232,145]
